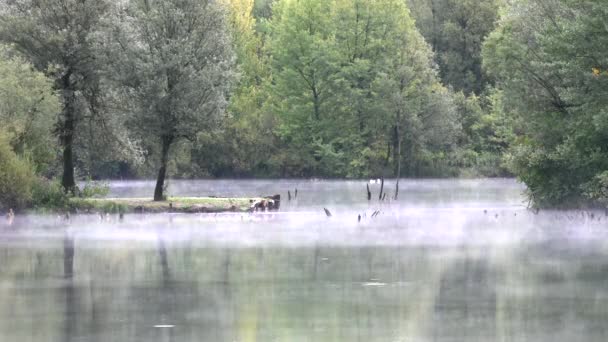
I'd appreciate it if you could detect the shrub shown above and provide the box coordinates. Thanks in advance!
[31,179,69,210]
[474,152,511,178]
[0,133,36,210]
[582,171,608,208]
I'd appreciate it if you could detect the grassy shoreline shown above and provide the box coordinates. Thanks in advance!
[67,197,263,214]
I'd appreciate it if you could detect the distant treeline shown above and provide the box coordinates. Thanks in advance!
[0,0,606,208]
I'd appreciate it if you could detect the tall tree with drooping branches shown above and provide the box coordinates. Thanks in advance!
[111,0,235,201]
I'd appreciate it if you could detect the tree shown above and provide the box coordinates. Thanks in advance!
[483,0,608,207]
[0,47,59,210]
[0,132,36,210]
[204,0,279,177]
[451,89,515,177]
[267,0,460,178]
[0,0,109,192]
[367,0,459,179]
[268,0,339,176]
[405,0,503,94]
[253,0,274,19]
[111,0,235,201]
[0,47,61,174]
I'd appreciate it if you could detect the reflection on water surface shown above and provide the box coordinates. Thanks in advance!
[1,179,608,342]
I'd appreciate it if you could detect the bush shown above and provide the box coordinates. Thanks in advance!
[30,179,110,211]
[474,152,511,177]
[80,179,110,198]
[0,134,36,210]
[583,171,608,208]
[31,179,70,210]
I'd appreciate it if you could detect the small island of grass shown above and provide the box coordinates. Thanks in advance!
[69,196,272,214]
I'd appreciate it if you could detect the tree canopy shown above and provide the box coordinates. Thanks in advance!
[110,0,235,200]
[0,0,605,208]
[0,0,111,192]
[483,0,608,207]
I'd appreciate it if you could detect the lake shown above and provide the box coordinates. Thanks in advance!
[1,179,608,342]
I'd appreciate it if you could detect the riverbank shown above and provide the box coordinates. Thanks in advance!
[67,196,276,214]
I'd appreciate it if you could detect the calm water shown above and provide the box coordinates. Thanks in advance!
[2,179,608,342]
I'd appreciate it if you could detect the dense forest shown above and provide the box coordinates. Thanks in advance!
[0,0,606,208]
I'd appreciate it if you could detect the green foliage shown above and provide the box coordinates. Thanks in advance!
[0,0,115,191]
[79,179,110,198]
[253,0,274,19]
[406,0,503,94]
[182,0,509,179]
[261,0,462,178]
[109,0,236,199]
[484,0,608,207]
[31,179,109,211]
[9,0,602,210]
[111,0,235,142]
[68,197,126,214]
[268,0,337,176]
[450,88,515,177]
[31,179,70,210]
[163,0,515,180]
[0,133,36,210]
[0,47,60,175]
[205,0,280,177]
[583,172,608,208]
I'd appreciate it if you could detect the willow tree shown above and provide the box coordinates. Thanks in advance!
[112,0,234,201]
[0,0,109,192]
[483,0,608,207]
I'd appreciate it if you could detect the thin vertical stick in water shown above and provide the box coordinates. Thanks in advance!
[379,176,384,200]
[367,184,371,201]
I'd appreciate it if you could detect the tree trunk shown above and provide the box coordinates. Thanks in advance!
[154,136,173,201]
[312,87,321,120]
[61,126,76,192]
[60,74,77,193]
[394,97,403,199]
[395,123,402,200]
[385,140,391,167]
[430,0,438,52]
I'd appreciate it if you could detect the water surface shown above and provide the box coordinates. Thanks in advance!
[2,179,608,342]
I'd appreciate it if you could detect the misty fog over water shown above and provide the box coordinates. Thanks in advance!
[1,179,608,342]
